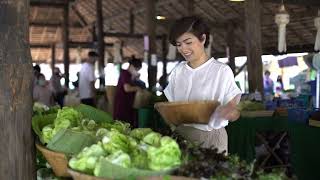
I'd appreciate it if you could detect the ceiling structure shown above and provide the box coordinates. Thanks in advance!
[29,0,320,63]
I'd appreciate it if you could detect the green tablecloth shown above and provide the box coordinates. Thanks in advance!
[226,116,320,180]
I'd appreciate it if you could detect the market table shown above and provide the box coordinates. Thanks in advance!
[226,116,320,180]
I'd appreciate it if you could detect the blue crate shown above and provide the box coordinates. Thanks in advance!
[287,108,310,124]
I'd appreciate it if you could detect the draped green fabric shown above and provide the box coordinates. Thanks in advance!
[226,117,320,180]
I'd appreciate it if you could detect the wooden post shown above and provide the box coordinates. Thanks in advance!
[245,0,263,94]
[162,34,168,80]
[227,23,236,74]
[96,0,105,87]
[62,3,70,88]
[145,0,157,89]
[0,0,35,179]
[51,44,56,76]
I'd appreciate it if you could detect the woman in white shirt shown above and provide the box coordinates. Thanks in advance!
[164,16,242,153]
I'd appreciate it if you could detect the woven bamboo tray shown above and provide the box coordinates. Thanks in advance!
[68,168,197,180]
[154,100,220,126]
[241,110,274,117]
[309,119,320,127]
[68,168,110,180]
[36,143,70,177]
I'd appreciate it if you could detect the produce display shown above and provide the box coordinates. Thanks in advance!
[33,103,289,180]
[169,131,289,180]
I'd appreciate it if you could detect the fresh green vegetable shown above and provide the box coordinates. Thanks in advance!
[147,136,181,171]
[143,132,162,147]
[102,129,130,153]
[69,142,106,174]
[105,150,131,168]
[129,128,152,140]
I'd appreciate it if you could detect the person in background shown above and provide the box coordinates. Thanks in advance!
[33,74,55,107]
[50,67,66,107]
[113,58,142,128]
[263,70,274,96]
[79,51,97,107]
[33,64,41,87]
[165,16,241,153]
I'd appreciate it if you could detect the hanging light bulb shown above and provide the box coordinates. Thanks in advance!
[275,4,290,53]
[314,10,320,51]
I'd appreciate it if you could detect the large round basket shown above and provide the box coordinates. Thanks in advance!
[68,168,111,180]
[154,100,220,126]
[36,143,70,177]
[68,168,196,180]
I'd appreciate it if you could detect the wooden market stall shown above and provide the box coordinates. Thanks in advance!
[2,0,320,179]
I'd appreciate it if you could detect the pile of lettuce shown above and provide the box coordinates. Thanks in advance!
[68,127,182,177]
[37,106,127,144]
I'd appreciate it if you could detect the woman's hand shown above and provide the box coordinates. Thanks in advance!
[217,105,240,122]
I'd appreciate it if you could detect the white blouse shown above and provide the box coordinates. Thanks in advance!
[164,57,242,131]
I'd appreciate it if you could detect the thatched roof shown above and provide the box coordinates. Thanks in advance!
[29,0,320,63]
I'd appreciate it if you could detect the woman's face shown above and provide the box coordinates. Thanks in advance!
[176,32,205,62]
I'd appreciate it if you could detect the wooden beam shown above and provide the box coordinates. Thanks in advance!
[104,32,164,39]
[96,0,105,87]
[145,0,157,89]
[129,9,135,34]
[30,21,83,28]
[30,0,74,8]
[262,0,320,6]
[62,3,70,87]
[245,0,264,94]
[51,44,56,76]
[30,42,113,49]
[71,4,88,27]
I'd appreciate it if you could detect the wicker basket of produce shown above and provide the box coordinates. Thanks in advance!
[68,168,110,180]
[241,110,274,117]
[68,168,196,180]
[154,100,220,126]
[36,143,70,177]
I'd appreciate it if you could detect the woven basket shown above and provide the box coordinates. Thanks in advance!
[154,100,220,125]
[68,169,111,180]
[68,168,196,180]
[36,143,70,177]
[241,110,274,118]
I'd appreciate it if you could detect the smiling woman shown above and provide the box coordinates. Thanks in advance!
[165,16,242,153]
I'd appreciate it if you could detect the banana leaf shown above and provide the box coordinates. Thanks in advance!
[32,113,57,144]
[74,104,113,124]
[94,158,174,179]
[47,129,97,156]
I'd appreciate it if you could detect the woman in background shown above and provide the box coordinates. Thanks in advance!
[113,58,142,128]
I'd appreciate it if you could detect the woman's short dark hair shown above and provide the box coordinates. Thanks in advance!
[129,58,142,69]
[169,16,210,47]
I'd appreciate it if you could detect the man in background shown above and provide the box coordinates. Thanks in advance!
[79,51,97,106]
